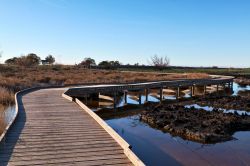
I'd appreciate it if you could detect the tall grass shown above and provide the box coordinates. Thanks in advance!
[0,64,209,105]
[0,87,15,105]
[0,105,7,135]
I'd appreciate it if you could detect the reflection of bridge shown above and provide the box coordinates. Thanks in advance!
[65,75,234,109]
[0,75,233,165]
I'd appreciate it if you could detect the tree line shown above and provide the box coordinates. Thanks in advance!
[5,54,55,66]
[79,57,121,69]
[80,55,170,69]
[4,54,170,68]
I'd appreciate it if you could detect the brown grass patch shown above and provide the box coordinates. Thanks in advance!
[0,105,7,135]
[0,64,209,105]
[0,87,15,105]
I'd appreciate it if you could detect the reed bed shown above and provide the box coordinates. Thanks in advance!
[0,105,7,135]
[0,87,15,105]
[0,64,209,105]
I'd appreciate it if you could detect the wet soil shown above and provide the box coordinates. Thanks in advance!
[140,104,250,144]
[235,77,250,86]
[195,95,250,111]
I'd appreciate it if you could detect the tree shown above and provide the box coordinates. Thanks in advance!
[45,55,55,64]
[98,61,110,67]
[98,60,121,69]
[149,55,170,67]
[109,61,121,66]
[5,57,18,65]
[25,53,41,66]
[79,57,96,68]
[4,53,41,66]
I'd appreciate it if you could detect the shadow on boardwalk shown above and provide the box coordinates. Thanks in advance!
[0,93,26,166]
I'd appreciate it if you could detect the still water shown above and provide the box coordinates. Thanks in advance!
[1,83,250,165]
[90,83,250,166]
[0,105,15,136]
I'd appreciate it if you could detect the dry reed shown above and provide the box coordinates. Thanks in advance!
[0,65,209,105]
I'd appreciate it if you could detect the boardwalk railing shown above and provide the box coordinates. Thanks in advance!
[65,75,234,97]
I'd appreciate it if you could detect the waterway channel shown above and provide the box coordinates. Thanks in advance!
[87,83,250,166]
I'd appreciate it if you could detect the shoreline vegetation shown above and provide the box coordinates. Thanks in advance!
[1,62,250,106]
[0,105,8,134]
[1,61,250,144]
[0,64,210,106]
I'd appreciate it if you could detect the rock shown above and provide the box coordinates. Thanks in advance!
[140,104,250,144]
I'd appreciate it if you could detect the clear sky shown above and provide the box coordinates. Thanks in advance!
[0,0,250,67]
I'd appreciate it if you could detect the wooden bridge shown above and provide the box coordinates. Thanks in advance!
[65,75,234,109]
[0,75,234,166]
[0,89,141,165]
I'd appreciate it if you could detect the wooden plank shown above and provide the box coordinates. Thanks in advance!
[0,89,133,166]
[1,76,234,165]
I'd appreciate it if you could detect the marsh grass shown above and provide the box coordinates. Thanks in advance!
[0,64,209,105]
[0,87,15,105]
[0,105,7,135]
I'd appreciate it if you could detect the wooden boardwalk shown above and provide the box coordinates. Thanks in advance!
[0,89,133,166]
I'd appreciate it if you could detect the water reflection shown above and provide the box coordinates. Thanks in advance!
[88,82,250,166]
[106,115,250,166]
[0,105,15,135]
[185,104,250,116]
[233,83,250,96]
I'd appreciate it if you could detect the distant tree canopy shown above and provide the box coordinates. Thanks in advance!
[5,53,41,66]
[98,60,121,69]
[5,57,18,65]
[79,57,96,68]
[45,55,55,64]
[149,55,170,67]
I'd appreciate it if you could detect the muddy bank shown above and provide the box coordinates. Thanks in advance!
[195,95,250,112]
[238,90,250,97]
[235,77,250,86]
[140,104,250,143]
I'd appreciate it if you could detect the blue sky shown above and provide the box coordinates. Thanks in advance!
[0,0,250,67]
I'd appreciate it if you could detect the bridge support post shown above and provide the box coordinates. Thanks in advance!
[176,87,180,99]
[160,87,163,102]
[204,85,206,95]
[139,92,142,105]
[230,81,234,90]
[98,93,100,108]
[191,85,195,97]
[216,84,219,92]
[124,91,128,105]
[145,89,149,103]
[229,81,234,93]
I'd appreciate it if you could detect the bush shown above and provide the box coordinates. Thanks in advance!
[5,53,41,67]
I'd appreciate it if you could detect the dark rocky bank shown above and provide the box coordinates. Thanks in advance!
[235,77,250,86]
[140,104,250,144]
[195,95,250,111]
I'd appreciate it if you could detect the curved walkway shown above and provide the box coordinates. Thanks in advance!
[0,89,132,165]
[0,76,234,165]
